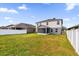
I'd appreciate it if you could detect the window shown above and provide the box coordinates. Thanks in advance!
[46,22,48,25]
[57,21,60,25]
[51,29,53,32]
[55,28,58,32]
[47,28,50,33]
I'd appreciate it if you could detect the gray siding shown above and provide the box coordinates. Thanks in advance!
[36,19,63,34]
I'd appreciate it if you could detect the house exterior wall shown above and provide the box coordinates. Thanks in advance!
[37,20,62,28]
[41,22,47,26]
[36,19,63,34]
[37,28,62,34]
[27,28,35,33]
[48,21,62,28]
[51,28,62,34]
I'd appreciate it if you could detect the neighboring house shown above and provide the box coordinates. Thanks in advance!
[0,23,35,33]
[6,24,16,29]
[67,24,79,30]
[0,26,8,29]
[36,18,63,34]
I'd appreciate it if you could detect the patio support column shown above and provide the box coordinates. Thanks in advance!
[36,24,38,33]
[15,25,16,30]
[50,28,51,33]
[45,28,47,34]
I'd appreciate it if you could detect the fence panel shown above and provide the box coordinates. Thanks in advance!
[76,29,79,54]
[0,29,27,35]
[66,28,79,54]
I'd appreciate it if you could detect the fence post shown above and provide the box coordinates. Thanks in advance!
[76,28,79,54]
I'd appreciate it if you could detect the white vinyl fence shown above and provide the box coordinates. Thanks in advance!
[66,28,79,54]
[0,29,27,35]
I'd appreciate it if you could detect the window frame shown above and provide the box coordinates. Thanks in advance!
[55,28,58,32]
[46,22,48,25]
[57,21,60,25]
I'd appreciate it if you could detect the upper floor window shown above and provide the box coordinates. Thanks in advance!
[57,21,60,25]
[46,22,48,25]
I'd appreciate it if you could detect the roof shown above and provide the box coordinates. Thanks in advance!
[67,24,79,30]
[6,24,15,27]
[0,26,8,29]
[0,23,35,29]
[36,18,63,24]
[15,23,35,28]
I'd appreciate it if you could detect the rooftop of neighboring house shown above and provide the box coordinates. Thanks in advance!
[6,24,15,27]
[0,26,8,29]
[15,23,35,28]
[0,23,35,29]
[67,24,79,30]
[36,18,63,24]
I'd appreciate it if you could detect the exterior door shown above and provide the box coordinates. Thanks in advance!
[47,28,50,33]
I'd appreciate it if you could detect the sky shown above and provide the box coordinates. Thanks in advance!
[0,3,79,28]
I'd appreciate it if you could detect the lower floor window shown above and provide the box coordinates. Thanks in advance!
[51,29,53,32]
[55,28,58,32]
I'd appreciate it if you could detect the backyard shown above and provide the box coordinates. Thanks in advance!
[0,33,78,56]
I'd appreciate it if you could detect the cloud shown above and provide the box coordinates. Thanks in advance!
[0,8,18,13]
[42,3,51,5]
[65,3,79,11]
[4,17,11,20]
[30,16,36,19]
[63,18,70,21]
[77,14,79,16]
[67,24,71,28]
[4,16,13,23]
[8,20,13,23]
[18,4,28,10]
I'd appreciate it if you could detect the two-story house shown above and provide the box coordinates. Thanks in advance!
[36,18,63,34]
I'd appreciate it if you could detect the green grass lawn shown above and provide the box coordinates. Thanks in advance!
[0,33,78,56]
